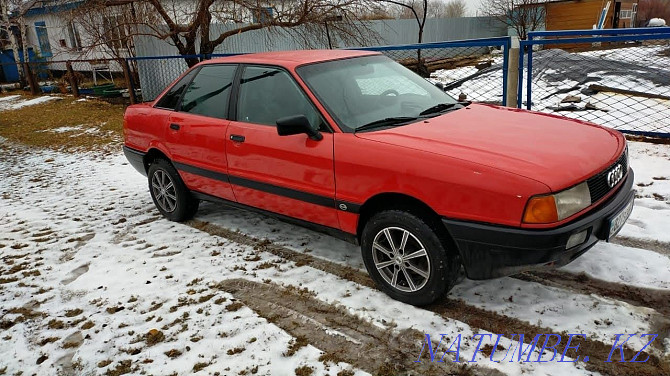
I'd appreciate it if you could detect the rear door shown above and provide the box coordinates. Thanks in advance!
[225,65,340,228]
[164,64,238,201]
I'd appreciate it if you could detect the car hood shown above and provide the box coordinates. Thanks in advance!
[355,104,626,191]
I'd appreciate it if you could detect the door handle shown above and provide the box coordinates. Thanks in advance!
[230,134,245,142]
[169,123,180,131]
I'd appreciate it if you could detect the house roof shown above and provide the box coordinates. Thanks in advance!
[18,0,83,17]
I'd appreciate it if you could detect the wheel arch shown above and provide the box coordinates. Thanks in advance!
[143,148,170,172]
[356,193,457,252]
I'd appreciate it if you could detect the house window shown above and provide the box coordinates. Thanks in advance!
[102,15,129,51]
[68,22,82,51]
[34,21,52,57]
[620,10,632,19]
[252,7,273,24]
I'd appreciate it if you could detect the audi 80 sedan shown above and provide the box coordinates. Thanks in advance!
[123,50,634,305]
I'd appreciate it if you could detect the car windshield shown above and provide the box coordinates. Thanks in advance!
[296,55,458,132]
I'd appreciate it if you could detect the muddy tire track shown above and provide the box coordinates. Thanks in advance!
[516,270,670,316]
[611,236,670,256]
[189,219,670,376]
[216,279,501,376]
[515,271,670,354]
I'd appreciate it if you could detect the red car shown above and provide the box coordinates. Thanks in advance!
[123,50,634,305]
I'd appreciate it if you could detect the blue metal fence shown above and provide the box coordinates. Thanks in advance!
[518,28,670,138]
[124,31,670,139]
[358,37,511,106]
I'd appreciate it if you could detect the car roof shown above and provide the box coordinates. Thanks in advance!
[203,49,381,68]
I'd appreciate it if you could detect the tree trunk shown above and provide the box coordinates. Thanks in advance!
[0,0,25,85]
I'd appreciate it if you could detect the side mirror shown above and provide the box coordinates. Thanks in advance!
[276,115,323,141]
[434,82,445,91]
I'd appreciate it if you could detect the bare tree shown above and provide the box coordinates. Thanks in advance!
[429,0,466,18]
[383,0,428,59]
[73,0,377,67]
[480,0,545,40]
[0,0,25,84]
[68,0,159,60]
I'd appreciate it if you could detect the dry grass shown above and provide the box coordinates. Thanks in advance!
[0,95,125,151]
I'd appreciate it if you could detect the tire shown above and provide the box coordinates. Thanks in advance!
[360,210,459,306]
[147,158,199,221]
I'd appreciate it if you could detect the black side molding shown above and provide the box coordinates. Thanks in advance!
[191,190,359,245]
[172,160,362,214]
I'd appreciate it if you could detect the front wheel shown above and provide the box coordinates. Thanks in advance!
[361,210,459,306]
[147,159,199,221]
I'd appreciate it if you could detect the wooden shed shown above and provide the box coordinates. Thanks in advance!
[543,0,640,31]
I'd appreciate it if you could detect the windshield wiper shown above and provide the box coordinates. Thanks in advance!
[354,117,419,133]
[419,102,459,116]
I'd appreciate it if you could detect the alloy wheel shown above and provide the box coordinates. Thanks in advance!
[151,169,177,213]
[371,226,431,293]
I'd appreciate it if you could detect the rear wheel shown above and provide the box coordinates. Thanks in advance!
[147,159,199,221]
[361,210,459,306]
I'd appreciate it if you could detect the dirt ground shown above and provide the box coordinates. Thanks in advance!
[1,95,669,376]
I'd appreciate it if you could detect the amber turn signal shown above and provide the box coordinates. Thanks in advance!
[523,195,559,224]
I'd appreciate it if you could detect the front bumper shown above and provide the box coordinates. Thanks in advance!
[442,169,635,280]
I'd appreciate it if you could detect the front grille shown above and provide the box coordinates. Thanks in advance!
[586,148,628,203]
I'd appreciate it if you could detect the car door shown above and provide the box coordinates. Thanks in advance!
[225,65,340,229]
[164,64,238,201]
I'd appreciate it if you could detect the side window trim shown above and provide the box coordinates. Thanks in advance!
[153,66,201,111]
[232,64,333,133]
[228,64,244,121]
[175,63,240,118]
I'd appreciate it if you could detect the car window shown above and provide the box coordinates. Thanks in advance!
[237,66,324,129]
[297,55,456,132]
[354,67,428,96]
[179,64,236,119]
[155,68,198,110]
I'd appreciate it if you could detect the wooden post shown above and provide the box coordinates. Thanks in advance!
[66,61,79,98]
[23,62,39,96]
[506,37,520,108]
[119,58,137,105]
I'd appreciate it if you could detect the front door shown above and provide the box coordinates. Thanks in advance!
[613,2,621,28]
[164,64,238,201]
[226,65,339,229]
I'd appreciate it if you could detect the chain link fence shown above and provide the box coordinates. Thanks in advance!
[127,54,238,102]
[0,58,132,101]
[358,37,511,106]
[519,28,670,138]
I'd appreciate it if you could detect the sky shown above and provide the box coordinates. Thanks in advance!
[465,0,486,16]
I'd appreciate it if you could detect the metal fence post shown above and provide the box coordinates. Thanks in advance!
[23,62,39,96]
[525,36,534,110]
[66,61,79,98]
[120,58,137,105]
[517,41,526,108]
[505,37,519,108]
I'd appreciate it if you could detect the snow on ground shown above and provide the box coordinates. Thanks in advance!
[36,123,113,138]
[0,140,603,376]
[1,99,670,374]
[0,95,61,111]
[431,44,670,135]
[0,146,367,376]
[619,141,670,243]
[561,242,670,289]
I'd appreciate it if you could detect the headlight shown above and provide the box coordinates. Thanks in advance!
[523,182,591,224]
